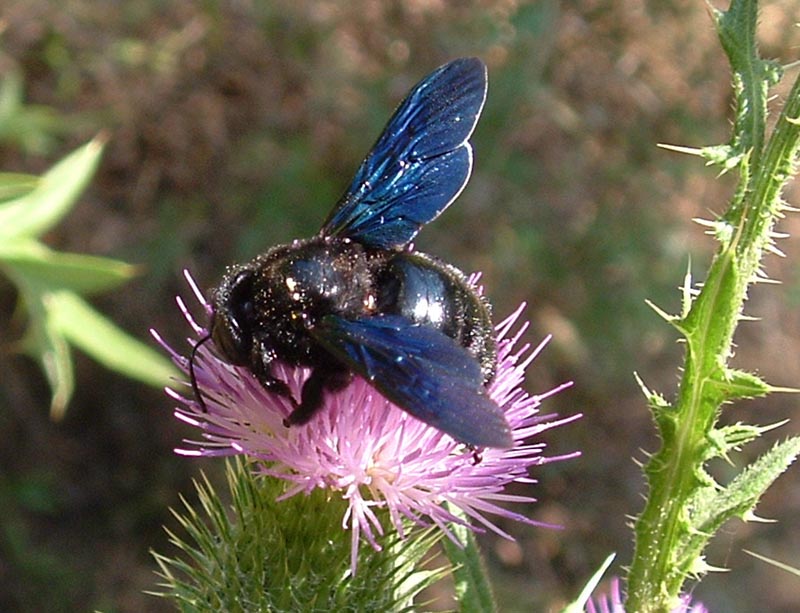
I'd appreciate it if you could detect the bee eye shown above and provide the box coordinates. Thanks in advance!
[229,271,256,317]
[212,269,257,364]
[231,270,254,297]
[234,297,255,325]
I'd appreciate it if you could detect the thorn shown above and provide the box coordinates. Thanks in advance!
[743,549,800,577]
[758,418,791,432]
[681,261,694,318]
[658,142,705,156]
[765,243,787,257]
[753,276,782,285]
[644,299,677,323]
[767,385,800,394]
[782,59,800,72]
[692,217,718,227]
[633,371,651,396]
[743,510,776,523]
[702,562,730,574]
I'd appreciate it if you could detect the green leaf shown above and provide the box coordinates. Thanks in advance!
[0,239,138,295]
[0,173,39,203]
[561,553,616,613]
[442,504,498,613]
[712,368,771,402]
[38,317,75,420]
[712,0,780,166]
[46,290,178,388]
[15,283,75,419]
[0,136,106,240]
[690,437,800,537]
[706,422,780,460]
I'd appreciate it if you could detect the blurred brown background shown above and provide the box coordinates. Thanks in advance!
[1,1,799,611]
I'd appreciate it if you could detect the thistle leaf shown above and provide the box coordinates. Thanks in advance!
[689,437,800,537]
[0,137,105,240]
[0,239,138,295]
[0,172,38,203]
[14,283,75,418]
[47,291,178,388]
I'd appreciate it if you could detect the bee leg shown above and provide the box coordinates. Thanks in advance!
[284,365,352,427]
[251,341,295,401]
[467,445,483,465]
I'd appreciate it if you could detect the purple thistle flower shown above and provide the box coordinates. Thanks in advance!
[153,270,579,573]
[587,578,708,613]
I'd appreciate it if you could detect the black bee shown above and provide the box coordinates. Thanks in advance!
[192,57,512,449]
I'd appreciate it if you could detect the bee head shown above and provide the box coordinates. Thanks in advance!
[188,265,261,412]
[210,266,258,365]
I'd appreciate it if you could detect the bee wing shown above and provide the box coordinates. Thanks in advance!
[311,314,512,448]
[320,57,488,250]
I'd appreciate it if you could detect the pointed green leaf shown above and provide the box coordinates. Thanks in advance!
[707,422,773,458]
[562,553,616,613]
[0,137,105,240]
[0,173,39,203]
[690,437,800,537]
[710,368,771,402]
[0,239,138,294]
[712,0,780,165]
[15,283,75,419]
[46,290,178,388]
[442,503,498,613]
[39,316,75,420]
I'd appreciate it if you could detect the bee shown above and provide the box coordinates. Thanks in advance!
[192,57,512,449]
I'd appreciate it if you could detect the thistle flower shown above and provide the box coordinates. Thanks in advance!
[153,270,579,573]
[587,578,708,613]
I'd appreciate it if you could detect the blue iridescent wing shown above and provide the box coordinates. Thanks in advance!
[320,57,488,249]
[311,314,512,448]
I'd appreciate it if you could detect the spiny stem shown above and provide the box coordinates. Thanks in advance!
[626,1,800,608]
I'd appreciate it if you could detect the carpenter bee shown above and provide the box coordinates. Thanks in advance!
[192,57,513,449]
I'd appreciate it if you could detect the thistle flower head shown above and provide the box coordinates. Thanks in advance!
[153,270,579,573]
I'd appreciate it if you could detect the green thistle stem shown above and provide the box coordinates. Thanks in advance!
[443,504,498,613]
[626,1,800,610]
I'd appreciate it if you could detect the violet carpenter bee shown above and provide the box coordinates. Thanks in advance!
[192,57,512,449]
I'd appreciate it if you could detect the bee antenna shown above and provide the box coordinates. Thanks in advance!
[189,332,214,412]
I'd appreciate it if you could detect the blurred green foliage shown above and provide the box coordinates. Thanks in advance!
[0,138,178,418]
[0,70,64,155]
